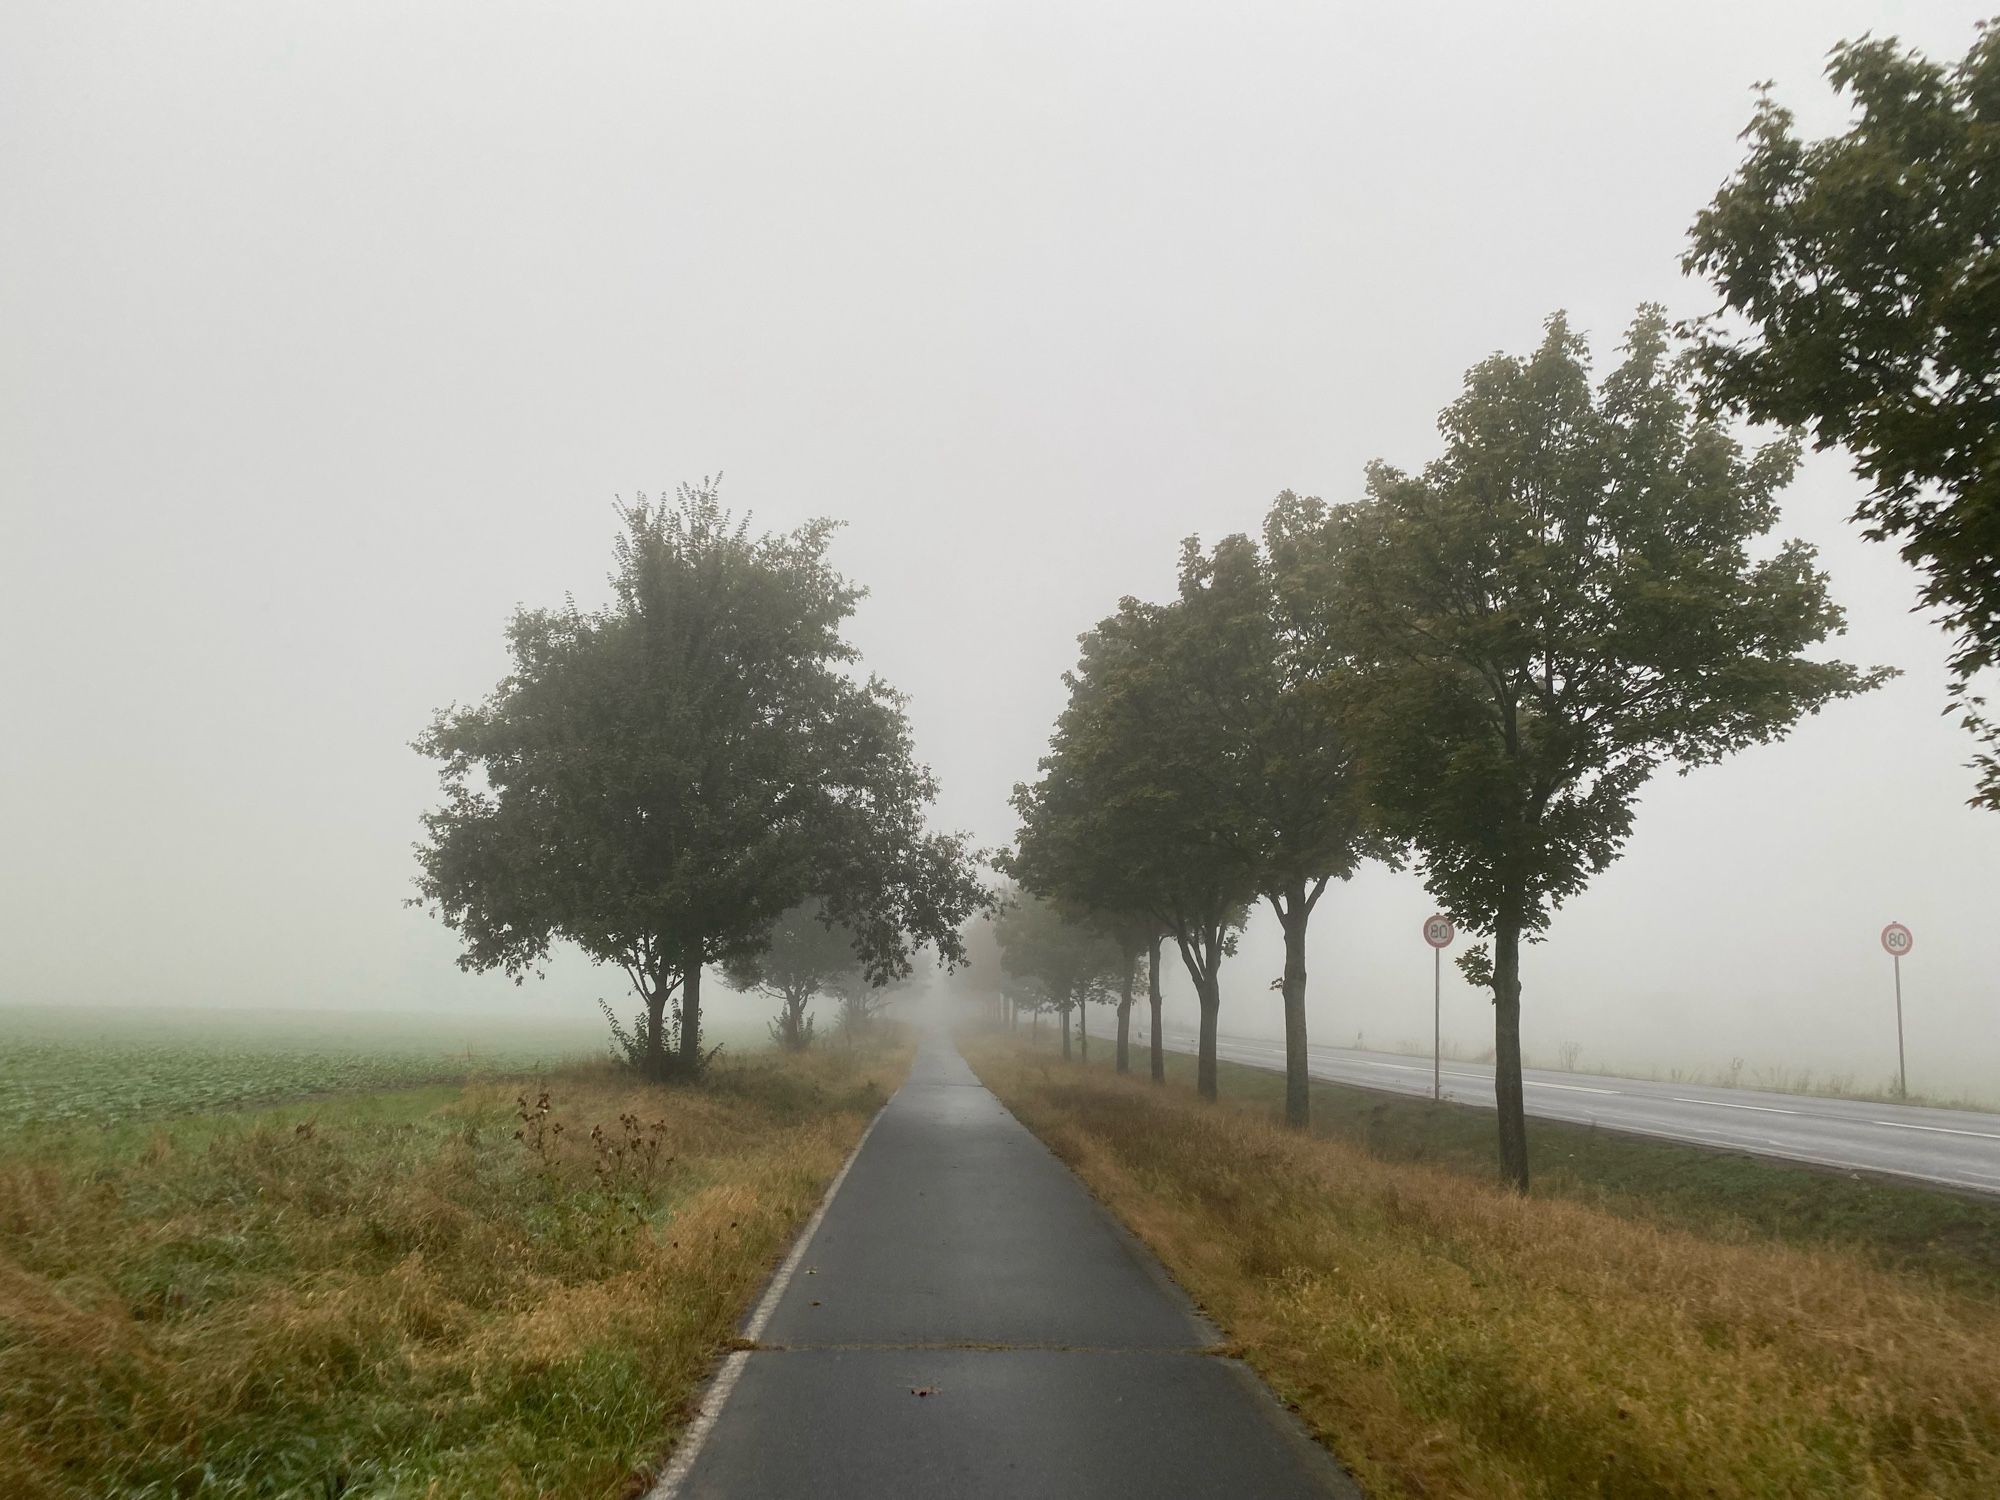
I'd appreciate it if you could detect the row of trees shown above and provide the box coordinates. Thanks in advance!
[412,485,989,1079]
[1009,21,2000,1190]
[990,888,1136,1065]
[1009,306,1887,1190]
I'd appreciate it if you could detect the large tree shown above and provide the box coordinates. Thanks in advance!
[1323,309,1886,1190]
[413,483,987,1080]
[1174,527,1390,1128]
[1014,601,1256,1100]
[1685,23,2000,803]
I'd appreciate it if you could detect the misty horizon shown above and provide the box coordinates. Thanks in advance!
[6,0,1994,1098]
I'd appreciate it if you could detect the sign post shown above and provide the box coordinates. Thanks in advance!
[1423,914,1455,1101]
[1881,921,1914,1098]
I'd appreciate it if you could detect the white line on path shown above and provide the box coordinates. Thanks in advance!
[1672,1098,1801,1115]
[1869,1120,2000,1141]
[1527,1081,1620,1095]
[643,1098,893,1500]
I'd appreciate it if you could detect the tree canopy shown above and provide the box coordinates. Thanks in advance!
[413,483,988,1079]
[1685,23,2000,803]
[1319,307,1887,1188]
[1183,524,1390,1126]
[1011,598,1255,1097]
[993,889,1130,1062]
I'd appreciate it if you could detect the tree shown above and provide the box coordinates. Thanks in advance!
[1684,23,2000,804]
[1008,624,1162,1078]
[1002,805,1161,1075]
[413,483,988,1080]
[827,950,927,1038]
[1321,309,1887,1189]
[721,899,858,1050]
[992,890,1129,1062]
[1013,602,1255,1099]
[1174,527,1392,1128]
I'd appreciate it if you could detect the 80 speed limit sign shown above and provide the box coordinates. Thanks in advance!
[1423,914,1455,949]
[1881,921,1914,957]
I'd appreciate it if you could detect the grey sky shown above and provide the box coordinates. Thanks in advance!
[5,2,1994,1092]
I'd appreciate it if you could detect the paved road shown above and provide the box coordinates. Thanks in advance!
[658,1031,1355,1498]
[1155,1027,2000,1196]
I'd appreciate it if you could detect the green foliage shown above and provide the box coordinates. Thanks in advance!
[1684,21,2000,803]
[1334,307,1884,938]
[991,889,1129,1018]
[1316,307,1886,1185]
[413,482,987,1079]
[1011,602,1253,981]
[1130,526,1393,920]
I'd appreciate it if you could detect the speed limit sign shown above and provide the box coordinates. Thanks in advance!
[1422,915,1454,1099]
[1881,921,1913,1098]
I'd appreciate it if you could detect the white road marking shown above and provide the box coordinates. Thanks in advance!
[1527,1081,1619,1095]
[644,1097,892,1499]
[1671,1097,1800,1115]
[1869,1120,2000,1141]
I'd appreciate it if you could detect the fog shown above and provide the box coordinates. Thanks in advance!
[5,2,1994,1095]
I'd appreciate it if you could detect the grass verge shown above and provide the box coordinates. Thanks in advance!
[966,1032,2000,1499]
[0,1036,910,1499]
[1144,1042,2000,1299]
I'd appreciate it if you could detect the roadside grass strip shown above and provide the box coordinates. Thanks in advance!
[0,1039,911,1498]
[966,1035,2000,1500]
[1152,1044,2000,1300]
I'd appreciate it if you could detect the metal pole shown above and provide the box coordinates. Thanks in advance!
[1433,945,1442,1101]
[1894,953,1906,1099]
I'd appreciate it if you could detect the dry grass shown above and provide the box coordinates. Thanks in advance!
[0,1038,910,1499]
[965,1035,2000,1500]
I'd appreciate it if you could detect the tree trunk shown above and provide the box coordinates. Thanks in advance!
[1115,948,1134,1074]
[1032,1007,1040,1040]
[1195,972,1220,1101]
[678,957,704,1077]
[1279,891,1310,1130]
[1494,915,1529,1192]
[1173,931,1224,1101]
[1061,1003,1072,1060]
[1079,996,1089,1063]
[780,989,811,1050]
[1148,935,1165,1084]
[643,985,668,1082]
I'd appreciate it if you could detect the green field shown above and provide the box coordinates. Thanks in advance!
[0,1004,769,1129]
[0,1026,910,1498]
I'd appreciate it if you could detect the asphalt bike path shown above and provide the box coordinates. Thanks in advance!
[656,1030,1356,1498]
